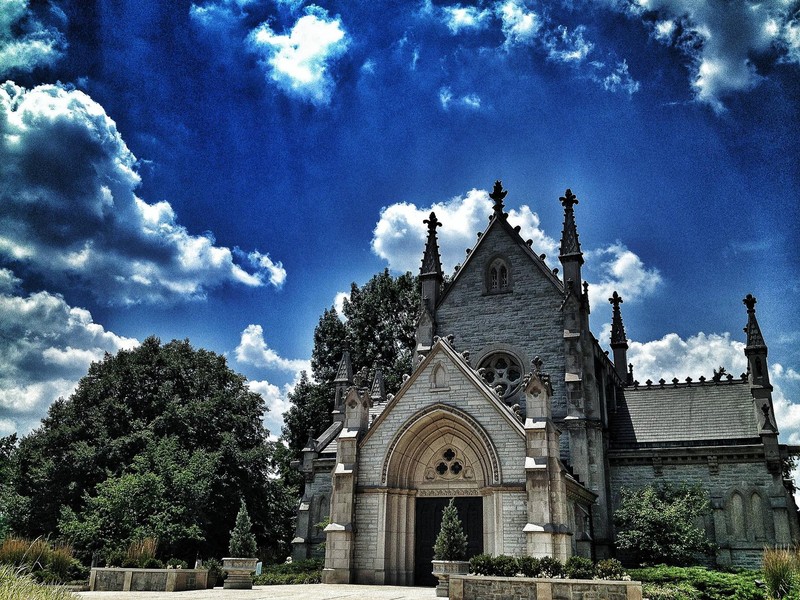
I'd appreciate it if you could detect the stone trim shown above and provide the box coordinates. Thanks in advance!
[380,402,503,485]
[449,575,642,600]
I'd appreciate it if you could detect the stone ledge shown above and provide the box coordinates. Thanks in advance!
[449,574,642,600]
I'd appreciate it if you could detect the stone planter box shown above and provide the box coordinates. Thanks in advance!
[222,557,258,589]
[89,567,208,592]
[448,575,643,600]
[431,560,470,598]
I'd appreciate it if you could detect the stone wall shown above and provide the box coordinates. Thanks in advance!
[449,575,642,600]
[435,224,567,417]
[89,568,208,592]
[610,453,790,568]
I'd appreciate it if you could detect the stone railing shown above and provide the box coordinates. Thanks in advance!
[89,567,208,592]
[449,574,642,600]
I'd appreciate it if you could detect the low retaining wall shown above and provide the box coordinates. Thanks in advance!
[89,568,208,592]
[449,575,642,600]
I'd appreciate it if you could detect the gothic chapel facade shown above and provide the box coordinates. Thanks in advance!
[292,182,799,585]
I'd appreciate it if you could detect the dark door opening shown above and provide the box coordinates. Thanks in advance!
[414,496,483,586]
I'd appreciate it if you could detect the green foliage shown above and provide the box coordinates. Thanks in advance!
[5,337,293,561]
[630,566,764,600]
[0,564,78,600]
[643,582,702,600]
[516,555,541,578]
[252,558,323,585]
[432,499,468,561]
[614,483,717,566]
[565,555,595,579]
[0,537,81,584]
[468,553,495,575]
[538,556,565,578]
[763,547,797,599]
[228,500,257,558]
[491,555,519,576]
[201,557,223,585]
[166,558,188,569]
[595,558,627,580]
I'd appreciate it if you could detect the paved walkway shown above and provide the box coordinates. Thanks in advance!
[77,584,436,600]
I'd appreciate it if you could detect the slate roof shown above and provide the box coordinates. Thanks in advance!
[609,380,760,449]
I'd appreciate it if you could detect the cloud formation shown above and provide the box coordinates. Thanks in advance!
[236,324,311,373]
[585,243,662,307]
[0,269,138,436]
[439,87,482,111]
[443,5,493,34]
[0,0,65,76]
[0,82,285,305]
[371,187,559,275]
[248,6,349,105]
[620,0,800,111]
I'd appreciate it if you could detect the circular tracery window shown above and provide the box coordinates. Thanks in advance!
[479,352,523,400]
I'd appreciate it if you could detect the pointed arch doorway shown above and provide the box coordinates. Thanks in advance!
[414,496,483,586]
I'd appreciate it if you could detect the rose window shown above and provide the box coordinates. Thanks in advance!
[479,353,523,400]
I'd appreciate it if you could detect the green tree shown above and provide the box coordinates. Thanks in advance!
[228,500,258,557]
[614,483,717,566]
[310,308,347,385]
[0,434,16,541]
[433,499,468,561]
[6,337,285,561]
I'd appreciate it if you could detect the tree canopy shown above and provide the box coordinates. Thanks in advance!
[281,270,419,462]
[5,337,294,562]
[614,483,717,566]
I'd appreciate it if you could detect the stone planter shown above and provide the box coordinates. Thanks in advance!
[431,560,469,597]
[222,557,258,589]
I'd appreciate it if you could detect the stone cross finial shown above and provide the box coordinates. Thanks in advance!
[609,291,623,308]
[559,188,578,209]
[743,293,757,312]
[489,180,507,215]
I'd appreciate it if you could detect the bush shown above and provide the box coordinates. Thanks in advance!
[0,564,77,599]
[202,557,223,584]
[228,500,258,558]
[517,555,541,578]
[253,571,322,585]
[595,558,626,580]
[125,537,158,568]
[644,582,702,600]
[492,555,518,577]
[167,558,188,569]
[763,547,796,599]
[565,555,595,579]
[469,553,494,576]
[0,537,82,584]
[630,566,763,600]
[433,499,468,561]
[538,556,564,578]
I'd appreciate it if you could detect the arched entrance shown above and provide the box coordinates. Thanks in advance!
[380,404,500,585]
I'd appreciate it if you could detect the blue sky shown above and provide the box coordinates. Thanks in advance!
[0,0,798,447]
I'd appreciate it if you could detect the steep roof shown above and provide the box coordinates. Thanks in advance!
[610,379,759,449]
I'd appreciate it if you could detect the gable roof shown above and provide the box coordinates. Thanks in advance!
[360,337,526,446]
[437,206,564,307]
[609,380,759,449]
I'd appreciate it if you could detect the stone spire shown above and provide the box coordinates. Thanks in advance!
[333,351,353,420]
[489,180,507,218]
[420,212,443,277]
[609,291,630,383]
[370,366,386,403]
[743,294,771,389]
[558,189,584,297]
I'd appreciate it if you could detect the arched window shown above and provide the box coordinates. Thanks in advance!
[730,492,746,541]
[486,257,511,294]
[751,492,765,541]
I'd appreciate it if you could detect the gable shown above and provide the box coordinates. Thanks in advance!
[357,340,526,487]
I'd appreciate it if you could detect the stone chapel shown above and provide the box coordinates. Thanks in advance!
[291,181,799,585]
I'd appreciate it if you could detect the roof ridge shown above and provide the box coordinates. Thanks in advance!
[628,373,749,390]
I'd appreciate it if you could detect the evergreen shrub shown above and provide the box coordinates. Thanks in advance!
[228,500,258,558]
[565,555,595,579]
[516,555,541,578]
[630,566,763,600]
[595,558,626,580]
[432,499,468,561]
[538,556,565,578]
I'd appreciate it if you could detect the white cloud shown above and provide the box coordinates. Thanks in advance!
[0,82,283,305]
[248,377,295,438]
[236,324,311,373]
[443,5,492,34]
[371,186,557,275]
[544,24,593,63]
[498,0,543,47]
[585,243,662,307]
[615,0,800,111]
[333,291,349,317]
[247,251,287,288]
[248,6,349,105]
[0,268,138,436]
[599,60,640,95]
[439,87,482,111]
[0,0,65,76]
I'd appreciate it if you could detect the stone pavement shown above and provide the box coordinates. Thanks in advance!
[76,584,436,600]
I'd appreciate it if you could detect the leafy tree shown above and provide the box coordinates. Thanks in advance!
[614,483,717,566]
[0,435,16,541]
[6,337,285,561]
[433,499,468,561]
[228,500,258,557]
[281,271,419,463]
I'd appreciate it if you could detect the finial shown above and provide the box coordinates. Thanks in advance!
[489,180,507,215]
[609,291,623,308]
[420,211,443,276]
[559,188,578,209]
[532,355,543,375]
[424,211,441,232]
[743,294,756,311]
[610,290,628,347]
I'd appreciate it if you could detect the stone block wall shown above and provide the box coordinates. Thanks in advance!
[435,225,567,417]
[449,575,642,600]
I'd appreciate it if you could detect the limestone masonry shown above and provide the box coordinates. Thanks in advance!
[291,181,799,584]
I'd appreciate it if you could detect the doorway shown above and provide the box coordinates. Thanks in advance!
[413,496,483,586]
